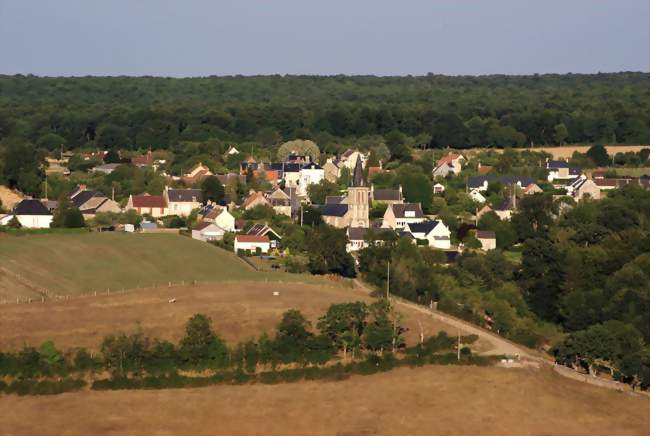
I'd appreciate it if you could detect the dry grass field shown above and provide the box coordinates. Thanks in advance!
[0,232,320,301]
[463,144,648,160]
[0,281,489,352]
[1,365,648,436]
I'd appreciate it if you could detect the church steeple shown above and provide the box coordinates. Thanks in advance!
[352,155,365,187]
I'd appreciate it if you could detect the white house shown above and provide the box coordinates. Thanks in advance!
[546,160,581,183]
[432,152,466,178]
[203,206,235,232]
[192,222,225,242]
[346,227,369,252]
[12,199,53,229]
[340,149,367,171]
[405,220,451,249]
[225,146,240,156]
[469,189,487,204]
[164,187,202,217]
[433,183,446,194]
[382,203,426,229]
[298,162,325,196]
[234,235,270,254]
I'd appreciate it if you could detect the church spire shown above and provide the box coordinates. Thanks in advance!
[352,155,365,187]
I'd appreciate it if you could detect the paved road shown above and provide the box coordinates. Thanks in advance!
[352,279,538,360]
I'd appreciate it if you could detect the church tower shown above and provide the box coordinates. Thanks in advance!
[346,155,370,228]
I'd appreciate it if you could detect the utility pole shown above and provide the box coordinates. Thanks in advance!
[300,204,303,227]
[457,329,461,361]
[386,261,390,299]
[44,174,48,199]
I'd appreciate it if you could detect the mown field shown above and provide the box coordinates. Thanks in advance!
[1,365,648,436]
[0,232,319,301]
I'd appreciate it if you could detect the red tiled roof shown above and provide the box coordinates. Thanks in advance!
[437,153,461,165]
[131,195,166,208]
[243,192,268,209]
[235,235,270,243]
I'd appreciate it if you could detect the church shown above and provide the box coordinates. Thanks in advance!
[321,156,370,228]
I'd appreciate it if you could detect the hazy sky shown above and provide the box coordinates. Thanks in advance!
[1,0,648,77]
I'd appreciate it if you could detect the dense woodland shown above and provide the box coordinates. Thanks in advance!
[1,73,649,154]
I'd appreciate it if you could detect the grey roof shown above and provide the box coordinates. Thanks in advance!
[247,223,281,239]
[13,199,51,216]
[547,160,570,169]
[70,190,104,208]
[167,189,202,203]
[391,203,424,219]
[407,220,440,234]
[467,175,535,190]
[321,203,349,217]
[373,188,401,202]
[352,155,365,187]
[301,162,322,170]
[495,197,515,211]
[476,230,496,239]
[347,227,368,241]
[325,196,344,204]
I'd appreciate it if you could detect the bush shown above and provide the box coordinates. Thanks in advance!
[4,378,86,396]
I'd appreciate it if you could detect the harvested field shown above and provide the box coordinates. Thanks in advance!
[0,281,489,352]
[0,185,23,210]
[1,365,648,436]
[464,144,649,159]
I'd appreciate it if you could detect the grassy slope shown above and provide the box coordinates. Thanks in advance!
[0,232,315,299]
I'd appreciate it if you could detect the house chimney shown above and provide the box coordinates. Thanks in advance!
[79,184,87,191]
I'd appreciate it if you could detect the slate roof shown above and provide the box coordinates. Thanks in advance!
[71,190,104,208]
[352,155,365,187]
[476,230,496,239]
[167,189,202,203]
[325,196,344,204]
[301,162,322,170]
[407,220,440,234]
[391,203,424,219]
[546,160,570,169]
[347,227,368,241]
[467,175,535,190]
[373,189,401,202]
[321,203,349,217]
[13,199,51,216]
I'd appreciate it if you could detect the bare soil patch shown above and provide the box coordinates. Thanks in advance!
[1,365,647,436]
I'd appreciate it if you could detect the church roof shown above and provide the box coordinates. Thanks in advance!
[352,155,365,187]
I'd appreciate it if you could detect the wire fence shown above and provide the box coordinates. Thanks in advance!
[0,280,204,306]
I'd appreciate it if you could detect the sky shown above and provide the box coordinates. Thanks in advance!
[0,0,648,77]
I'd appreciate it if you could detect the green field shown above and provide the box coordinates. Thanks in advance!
[0,232,318,300]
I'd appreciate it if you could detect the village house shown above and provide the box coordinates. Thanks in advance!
[126,194,168,217]
[546,159,581,183]
[192,221,225,242]
[382,203,426,229]
[469,189,487,203]
[163,187,202,217]
[346,227,369,252]
[405,220,451,249]
[131,150,154,168]
[476,230,497,250]
[298,162,325,197]
[182,162,213,185]
[70,185,121,219]
[494,197,516,220]
[339,149,367,171]
[476,204,494,221]
[567,175,601,200]
[323,158,342,183]
[433,183,446,194]
[224,146,240,156]
[267,188,292,217]
[432,152,465,178]
[524,183,543,195]
[201,204,235,232]
[90,163,120,175]
[242,191,271,210]
[467,175,535,192]
[247,223,282,248]
[234,234,271,254]
[10,199,53,228]
[321,157,369,228]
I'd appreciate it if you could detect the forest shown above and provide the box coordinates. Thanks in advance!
[0,73,649,154]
